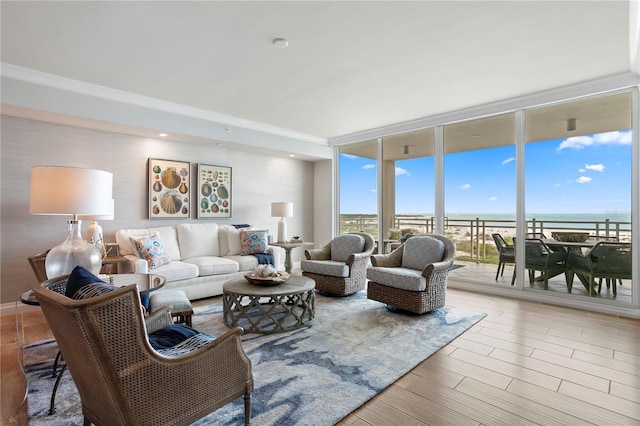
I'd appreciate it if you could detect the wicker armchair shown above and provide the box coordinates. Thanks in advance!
[366,234,455,314]
[33,276,253,426]
[301,232,375,296]
[566,241,631,297]
[28,249,50,283]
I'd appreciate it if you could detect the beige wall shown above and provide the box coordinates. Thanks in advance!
[0,115,316,304]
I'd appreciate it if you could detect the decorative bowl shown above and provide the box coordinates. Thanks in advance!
[244,271,290,286]
[551,232,590,243]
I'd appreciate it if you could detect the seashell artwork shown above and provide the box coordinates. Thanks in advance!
[153,181,163,192]
[161,168,181,189]
[179,182,188,194]
[217,184,229,199]
[196,164,231,218]
[152,205,160,215]
[153,165,161,174]
[160,190,182,214]
[181,206,188,214]
[179,168,188,177]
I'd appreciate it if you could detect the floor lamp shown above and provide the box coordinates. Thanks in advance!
[29,166,113,278]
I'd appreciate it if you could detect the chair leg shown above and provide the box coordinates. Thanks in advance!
[565,271,574,293]
[495,261,503,280]
[244,393,252,426]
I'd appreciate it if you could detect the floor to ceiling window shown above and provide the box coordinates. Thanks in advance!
[522,91,633,305]
[443,113,517,268]
[335,87,637,314]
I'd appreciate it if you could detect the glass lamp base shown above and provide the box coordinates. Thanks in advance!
[45,220,103,279]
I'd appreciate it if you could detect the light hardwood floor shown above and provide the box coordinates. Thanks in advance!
[2,287,639,425]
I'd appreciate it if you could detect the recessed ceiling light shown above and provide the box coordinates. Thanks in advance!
[273,38,289,48]
[159,133,168,137]
[225,127,232,132]
[289,154,296,158]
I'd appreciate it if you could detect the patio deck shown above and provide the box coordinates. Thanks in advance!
[448,260,632,305]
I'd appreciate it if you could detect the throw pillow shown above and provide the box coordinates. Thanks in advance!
[132,232,171,269]
[240,229,268,255]
[148,323,201,350]
[65,265,116,299]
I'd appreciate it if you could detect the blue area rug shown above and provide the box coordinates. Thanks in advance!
[24,291,485,425]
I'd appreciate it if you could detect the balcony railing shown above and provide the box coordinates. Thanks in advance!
[339,214,632,263]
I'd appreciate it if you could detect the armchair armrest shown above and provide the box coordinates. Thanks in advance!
[305,243,331,261]
[370,246,404,267]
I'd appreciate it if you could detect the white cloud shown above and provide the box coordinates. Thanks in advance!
[395,167,411,176]
[362,164,375,169]
[554,183,561,187]
[557,130,631,151]
[501,157,515,165]
[585,163,605,172]
[341,153,357,159]
[576,176,592,184]
[370,188,377,193]
[458,183,471,190]
[578,168,586,173]
[489,196,497,201]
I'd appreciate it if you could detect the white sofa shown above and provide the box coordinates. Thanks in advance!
[115,223,284,300]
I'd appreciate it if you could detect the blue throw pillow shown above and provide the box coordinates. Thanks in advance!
[148,324,201,350]
[65,266,112,298]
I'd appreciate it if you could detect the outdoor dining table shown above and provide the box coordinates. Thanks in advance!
[541,239,598,295]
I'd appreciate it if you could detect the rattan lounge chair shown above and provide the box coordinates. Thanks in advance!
[301,232,375,296]
[33,276,254,426]
[492,233,515,280]
[366,234,455,314]
[565,241,631,297]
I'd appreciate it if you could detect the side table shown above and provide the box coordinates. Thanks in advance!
[271,241,314,274]
[101,255,129,274]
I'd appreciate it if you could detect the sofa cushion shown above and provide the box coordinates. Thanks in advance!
[240,230,268,255]
[301,260,350,278]
[401,236,445,271]
[182,256,239,276]
[148,260,199,282]
[367,266,427,291]
[331,234,365,262]
[116,226,181,261]
[132,232,171,269]
[177,223,220,259]
[224,255,259,272]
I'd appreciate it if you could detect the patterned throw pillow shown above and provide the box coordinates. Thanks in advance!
[239,230,268,255]
[65,265,115,299]
[132,232,171,269]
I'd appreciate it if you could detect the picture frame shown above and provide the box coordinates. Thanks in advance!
[148,158,191,219]
[197,164,232,219]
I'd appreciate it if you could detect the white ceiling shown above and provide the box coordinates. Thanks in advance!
[0,1,635,146]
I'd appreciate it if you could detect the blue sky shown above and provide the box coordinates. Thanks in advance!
[340,130,632,215]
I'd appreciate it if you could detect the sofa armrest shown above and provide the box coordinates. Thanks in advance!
[266,245,285,270]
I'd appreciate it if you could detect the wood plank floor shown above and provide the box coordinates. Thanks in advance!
[2,288,638,425]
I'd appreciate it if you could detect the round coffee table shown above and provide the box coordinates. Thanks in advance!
[223,275,315,334]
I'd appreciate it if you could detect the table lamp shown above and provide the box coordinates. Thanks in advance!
[29,166,113,278]
[271,201,293,243]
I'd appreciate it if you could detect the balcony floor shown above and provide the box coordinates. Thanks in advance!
[448,260,633,306]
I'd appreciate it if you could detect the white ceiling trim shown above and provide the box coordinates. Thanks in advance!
[329,72,640,147]
[0,62,328,146]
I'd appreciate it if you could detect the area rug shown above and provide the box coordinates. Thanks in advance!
[24,291,485,425]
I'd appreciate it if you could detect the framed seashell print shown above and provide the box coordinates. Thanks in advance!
[197,164,232,218]
[148,158,191,219]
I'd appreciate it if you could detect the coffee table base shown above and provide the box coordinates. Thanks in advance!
[223,278,315,334]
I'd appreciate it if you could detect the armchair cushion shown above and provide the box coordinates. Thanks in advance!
[65,265,111,298]
[299,259,350,278]
[367,266,427,291]
[148,323,201,350]
[401,235,444,271]
[331,234,365,262]
[156,333,218,358]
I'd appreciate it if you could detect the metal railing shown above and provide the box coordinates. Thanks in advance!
[339,214,632,262]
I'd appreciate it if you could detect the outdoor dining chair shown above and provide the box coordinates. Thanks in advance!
[492,233,515,280]
[510,238,568,290]
[565,241,631,297]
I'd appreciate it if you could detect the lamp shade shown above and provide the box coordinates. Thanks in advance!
[29,166,113,216]
[271,201,293,218]
[78,199,115,221]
